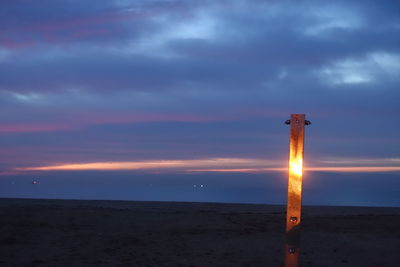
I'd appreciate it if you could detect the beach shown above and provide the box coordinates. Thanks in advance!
[0,198,399,266]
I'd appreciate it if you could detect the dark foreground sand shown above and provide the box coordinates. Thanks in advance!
[0,198,399,267]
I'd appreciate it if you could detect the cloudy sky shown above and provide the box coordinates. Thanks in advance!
[1,0,399,206]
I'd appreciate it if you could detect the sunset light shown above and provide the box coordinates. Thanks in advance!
[1,1,399,266]
[0,0,399,206]
[289,157,303,177]
[12,158,400,174]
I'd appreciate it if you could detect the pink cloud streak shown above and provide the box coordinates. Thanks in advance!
[0,112,223,134]
[1,4,186,49]
[0,123,69,133]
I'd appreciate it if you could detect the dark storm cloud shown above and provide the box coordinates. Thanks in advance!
[1,0,399,97]
[0,0,194,49]
[0,0,400,173]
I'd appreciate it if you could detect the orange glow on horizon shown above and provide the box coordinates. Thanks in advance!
[188,166,400,173]
[307,166,400,172]
[15,158,280,172]
[12,158,400,174]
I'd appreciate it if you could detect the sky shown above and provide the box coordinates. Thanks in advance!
[1,0,400,206]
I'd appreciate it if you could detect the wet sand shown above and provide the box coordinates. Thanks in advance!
[0,198,399,266]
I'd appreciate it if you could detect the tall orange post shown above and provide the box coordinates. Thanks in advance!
[284,114,310,267]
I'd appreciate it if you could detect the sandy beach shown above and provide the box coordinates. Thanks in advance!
[0,198,399,267]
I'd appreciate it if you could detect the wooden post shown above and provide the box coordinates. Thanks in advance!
[284,114,310,267]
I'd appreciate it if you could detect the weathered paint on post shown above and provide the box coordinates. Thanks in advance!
[284,114,306,267]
